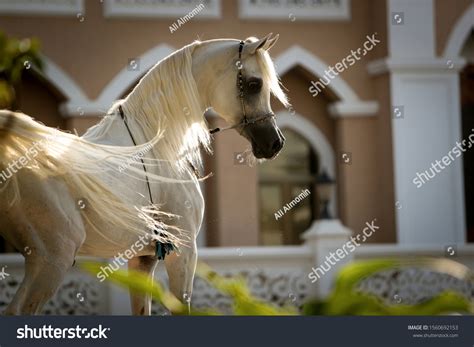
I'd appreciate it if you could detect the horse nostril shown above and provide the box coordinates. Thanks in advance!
[272,138,283,152]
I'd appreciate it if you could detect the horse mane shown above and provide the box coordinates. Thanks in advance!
[97,41,211,172]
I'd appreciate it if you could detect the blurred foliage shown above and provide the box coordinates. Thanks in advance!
[82,262,295,315]
[82,258,473,316]
[196,263,297,315]
[0,31,43,109]
[304,258,473,315]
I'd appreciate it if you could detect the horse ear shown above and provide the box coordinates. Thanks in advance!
[245,33,276,54]
[263,34,279,51]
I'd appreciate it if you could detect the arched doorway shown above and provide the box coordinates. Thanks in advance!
[258,128,318,245]
[257,110,336,245]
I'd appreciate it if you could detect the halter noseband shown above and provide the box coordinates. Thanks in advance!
[209,40,275,135]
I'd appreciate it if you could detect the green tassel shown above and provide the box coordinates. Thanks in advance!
[154,229,175,260]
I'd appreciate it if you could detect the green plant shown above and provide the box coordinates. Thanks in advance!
[0,31,43,109]
[82,262,295,315]
[81,258,473,316]
[303,258,473,315]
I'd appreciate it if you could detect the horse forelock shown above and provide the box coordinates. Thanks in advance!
[255,49,289,108]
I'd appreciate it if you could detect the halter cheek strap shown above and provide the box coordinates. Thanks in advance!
[237,40,247,122]
[209,40,275,135]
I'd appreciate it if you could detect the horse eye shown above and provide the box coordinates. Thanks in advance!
[247,79,262,93]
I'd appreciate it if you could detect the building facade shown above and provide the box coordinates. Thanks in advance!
[0,0,473,252]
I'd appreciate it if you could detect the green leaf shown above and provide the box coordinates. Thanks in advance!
[196,263,297,315]
[303,258,474,316]
[80,262,217,315]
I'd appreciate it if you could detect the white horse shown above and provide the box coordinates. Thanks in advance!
[0,33,288,315]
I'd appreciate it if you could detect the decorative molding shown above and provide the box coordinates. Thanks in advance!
[199,245,311,262]
[239,0,350,21]
[46,44,378,118]
[103,0,221,19]
[60,44,176,117]
[355,244,474,257]
[96,45,175,107]
[274,46,378,117]
[275,45,359,102]
[328,101,378,117]
[358,268,474,305]
[367,57,467,76]
[276,111,336,179]
[151,269,310,315]
[302,219,351,239]
[34,55,94,117]
[0,0,84,16]
[59,102,110,117]
[443,4,474,59]
[38,55,89,105]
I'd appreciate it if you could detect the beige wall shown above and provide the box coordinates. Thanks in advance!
[204,117,259,246]
[16,74,66,129]
[370,74,396,243]
[0,0,379,102]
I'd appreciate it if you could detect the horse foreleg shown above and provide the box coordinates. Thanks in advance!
[1,173,86,315]
[128,255,159,315]
[164,241,197,314]
[5,245,77,315]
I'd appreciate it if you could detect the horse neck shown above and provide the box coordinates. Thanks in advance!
[119,43,210,170]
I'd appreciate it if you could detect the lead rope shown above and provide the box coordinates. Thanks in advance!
[119,105,174,260]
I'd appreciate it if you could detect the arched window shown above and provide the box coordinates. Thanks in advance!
[258,129,318,245]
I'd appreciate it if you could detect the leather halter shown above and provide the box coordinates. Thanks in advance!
[209,40,275,135]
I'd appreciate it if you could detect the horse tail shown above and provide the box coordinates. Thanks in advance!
[0,110,25,170]
[0,110,19,197]
[0,110,16,141]
[0,109,188,250]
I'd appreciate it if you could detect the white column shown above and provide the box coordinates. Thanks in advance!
[367,0,467,245]
[390,69,466,245]
[302,219,352,297]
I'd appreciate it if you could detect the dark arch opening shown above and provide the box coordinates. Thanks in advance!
[258,128,319,245]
